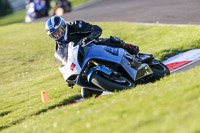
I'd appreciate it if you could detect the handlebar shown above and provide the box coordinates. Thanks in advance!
[82,39,98,47]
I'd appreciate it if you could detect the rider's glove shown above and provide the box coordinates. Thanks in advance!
[82,37,93,45]
[66,81,75,88]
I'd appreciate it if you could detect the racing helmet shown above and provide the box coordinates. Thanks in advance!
[45,16,68,43]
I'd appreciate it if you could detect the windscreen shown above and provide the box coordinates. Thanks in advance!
[54,44,68,67]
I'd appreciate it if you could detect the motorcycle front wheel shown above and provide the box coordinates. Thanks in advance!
[90,71,135,92]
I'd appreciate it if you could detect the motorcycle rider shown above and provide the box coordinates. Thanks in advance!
[45,16,140,87]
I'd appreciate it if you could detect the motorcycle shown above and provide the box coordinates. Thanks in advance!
[25,0,49,23]
[54,40,170,98]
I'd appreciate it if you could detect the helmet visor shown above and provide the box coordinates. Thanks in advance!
[51,27,65,40]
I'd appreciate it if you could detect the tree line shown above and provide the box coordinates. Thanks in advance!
[0,0,12,17]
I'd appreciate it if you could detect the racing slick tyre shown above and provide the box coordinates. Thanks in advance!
[81,87,103,99]
[149,61,170,81]
[90,71,135,92]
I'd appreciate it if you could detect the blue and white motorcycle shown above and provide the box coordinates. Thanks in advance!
[54,40,170,98]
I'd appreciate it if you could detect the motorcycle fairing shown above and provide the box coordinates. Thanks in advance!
[83,45,123,65]
[76,45,142,88]
[56,42,82,81]
[121,53,153,81]
[105,47,118,55]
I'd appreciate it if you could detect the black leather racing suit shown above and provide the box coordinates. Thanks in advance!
[55,20,132,50]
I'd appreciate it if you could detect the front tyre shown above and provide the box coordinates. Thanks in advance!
[90,72,135,92]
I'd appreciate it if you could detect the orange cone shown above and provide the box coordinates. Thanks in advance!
[41,91,49,102]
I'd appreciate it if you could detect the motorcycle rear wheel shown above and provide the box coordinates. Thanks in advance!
[149,60,170,81]
[90,71,135,92]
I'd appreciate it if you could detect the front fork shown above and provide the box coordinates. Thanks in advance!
[82,60,117,83]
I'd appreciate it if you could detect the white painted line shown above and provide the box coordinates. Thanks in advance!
[162,49,200,65]
[132,22,200,27]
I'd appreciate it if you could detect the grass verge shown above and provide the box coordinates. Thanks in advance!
[2,66,200,133]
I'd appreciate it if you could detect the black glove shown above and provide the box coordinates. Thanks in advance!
[66,81,75,88]
[82,37,93,45]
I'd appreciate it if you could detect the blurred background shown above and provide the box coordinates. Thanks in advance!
[0,0,72,16]
[0,0,89,25]
[8,0,26,13]
[0,0,13,17]
[2,0,200,26]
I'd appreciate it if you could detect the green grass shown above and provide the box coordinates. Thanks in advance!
[0,0,92,26]
[0,10,26,26]
[0,22,200,133]
[2,67,200,133]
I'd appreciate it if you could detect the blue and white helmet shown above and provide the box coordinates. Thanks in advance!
[45,16,68,43]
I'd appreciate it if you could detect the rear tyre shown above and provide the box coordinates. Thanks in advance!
[149,61,170,81]
[90,72,135,92]
[81,87,103,99]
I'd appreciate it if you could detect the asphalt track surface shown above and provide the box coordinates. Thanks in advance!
[36,0,200,72]
[67,0,200,25]
[37,0,200,24]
